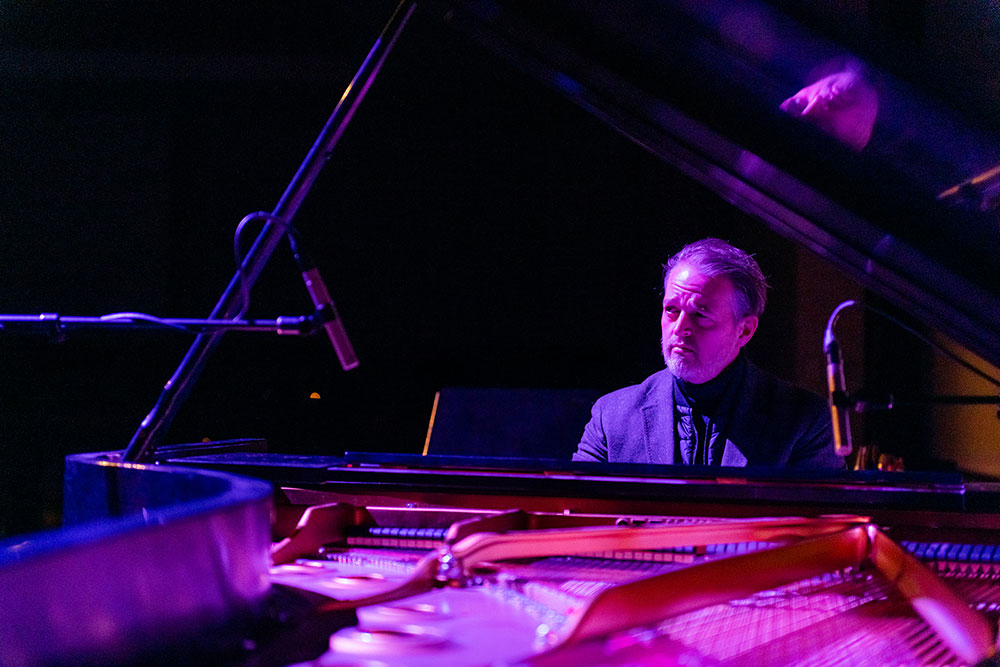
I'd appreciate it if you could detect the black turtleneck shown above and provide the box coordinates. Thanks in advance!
[674,355,746,413]
[673,355,747,464]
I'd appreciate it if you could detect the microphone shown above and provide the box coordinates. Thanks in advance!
[823,318,853,458]
[289,231,359,371]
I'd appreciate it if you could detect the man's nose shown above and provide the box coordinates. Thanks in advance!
[674,311,693,335]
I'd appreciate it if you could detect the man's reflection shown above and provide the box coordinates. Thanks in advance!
[573,238,844,468]
[780,58,878,151]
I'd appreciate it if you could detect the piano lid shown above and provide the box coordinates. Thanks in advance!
[438,0,1000,369]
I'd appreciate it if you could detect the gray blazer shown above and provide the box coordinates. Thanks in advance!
[573,363,844,468]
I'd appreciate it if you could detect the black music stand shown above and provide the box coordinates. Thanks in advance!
[423,386,600,459]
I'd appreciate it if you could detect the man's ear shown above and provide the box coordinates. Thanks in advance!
[737,316,758,347]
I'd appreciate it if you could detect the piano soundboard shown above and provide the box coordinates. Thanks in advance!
[265,504,1000,666]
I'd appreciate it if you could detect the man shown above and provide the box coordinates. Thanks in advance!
[573,238,844,468]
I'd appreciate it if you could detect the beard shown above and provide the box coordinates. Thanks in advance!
[663,349,697,382]
[662,338,739,384]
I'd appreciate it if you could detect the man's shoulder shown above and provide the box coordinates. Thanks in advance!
[594,369,673,412]
[744,361,829,421]
[743,361,842,468]
[747,362,823,399]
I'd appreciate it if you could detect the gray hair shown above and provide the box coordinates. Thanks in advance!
[663,238,768,319]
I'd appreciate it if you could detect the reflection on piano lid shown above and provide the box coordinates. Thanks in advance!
[437,0,1000,370]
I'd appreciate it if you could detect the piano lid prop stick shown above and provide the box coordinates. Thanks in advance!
[868,527,998,665]
[559,526,870,647]
[122,0,417,463]
[541,525,997,666]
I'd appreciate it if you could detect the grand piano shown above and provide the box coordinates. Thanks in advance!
[3,1,1000,665]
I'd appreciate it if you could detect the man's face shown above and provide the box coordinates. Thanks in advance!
[661,263,758,384]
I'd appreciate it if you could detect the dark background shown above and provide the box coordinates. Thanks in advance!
[1,1,997,537]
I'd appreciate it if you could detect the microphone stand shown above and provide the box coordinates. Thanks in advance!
[850,391,1000,416]
[0,313,319,337]
[823,300,1000,426]
[845,389,999,471]
[122,0,417,463]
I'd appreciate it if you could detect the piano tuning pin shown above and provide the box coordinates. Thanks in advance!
[534,623,560,648]
[331,573,388,587]
[329,626,449,656]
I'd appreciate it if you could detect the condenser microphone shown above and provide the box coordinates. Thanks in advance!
[823,326,852,457]
[289,230,359,371]
[302,266,359,371]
